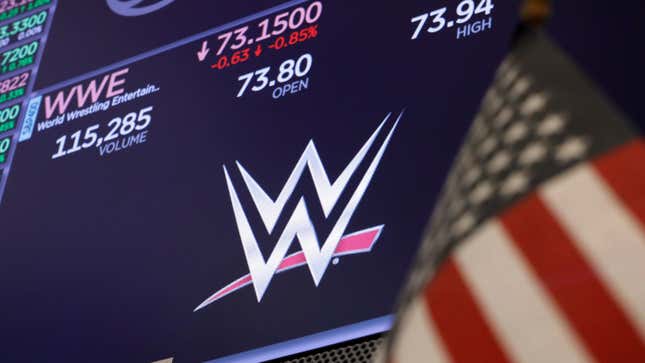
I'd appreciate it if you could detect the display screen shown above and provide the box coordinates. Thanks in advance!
[0,1,516,362]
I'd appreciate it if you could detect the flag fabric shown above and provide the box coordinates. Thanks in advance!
[379,27,645,363]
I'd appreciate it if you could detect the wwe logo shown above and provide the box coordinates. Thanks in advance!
[194,113,401,311]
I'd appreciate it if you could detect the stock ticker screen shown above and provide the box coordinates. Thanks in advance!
[0,1,517,362]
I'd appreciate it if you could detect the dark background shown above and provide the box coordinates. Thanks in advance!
[1,1,518,362]
[547,1,644,132]
[0,1,643,363]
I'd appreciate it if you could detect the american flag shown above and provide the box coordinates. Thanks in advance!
[379,28,645,363]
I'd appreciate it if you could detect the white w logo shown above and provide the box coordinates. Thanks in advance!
[194,113,401,310]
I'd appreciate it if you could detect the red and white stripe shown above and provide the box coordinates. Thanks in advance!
[390,140,645,363]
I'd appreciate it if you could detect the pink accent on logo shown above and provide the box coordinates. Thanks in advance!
[194,226,384,311]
